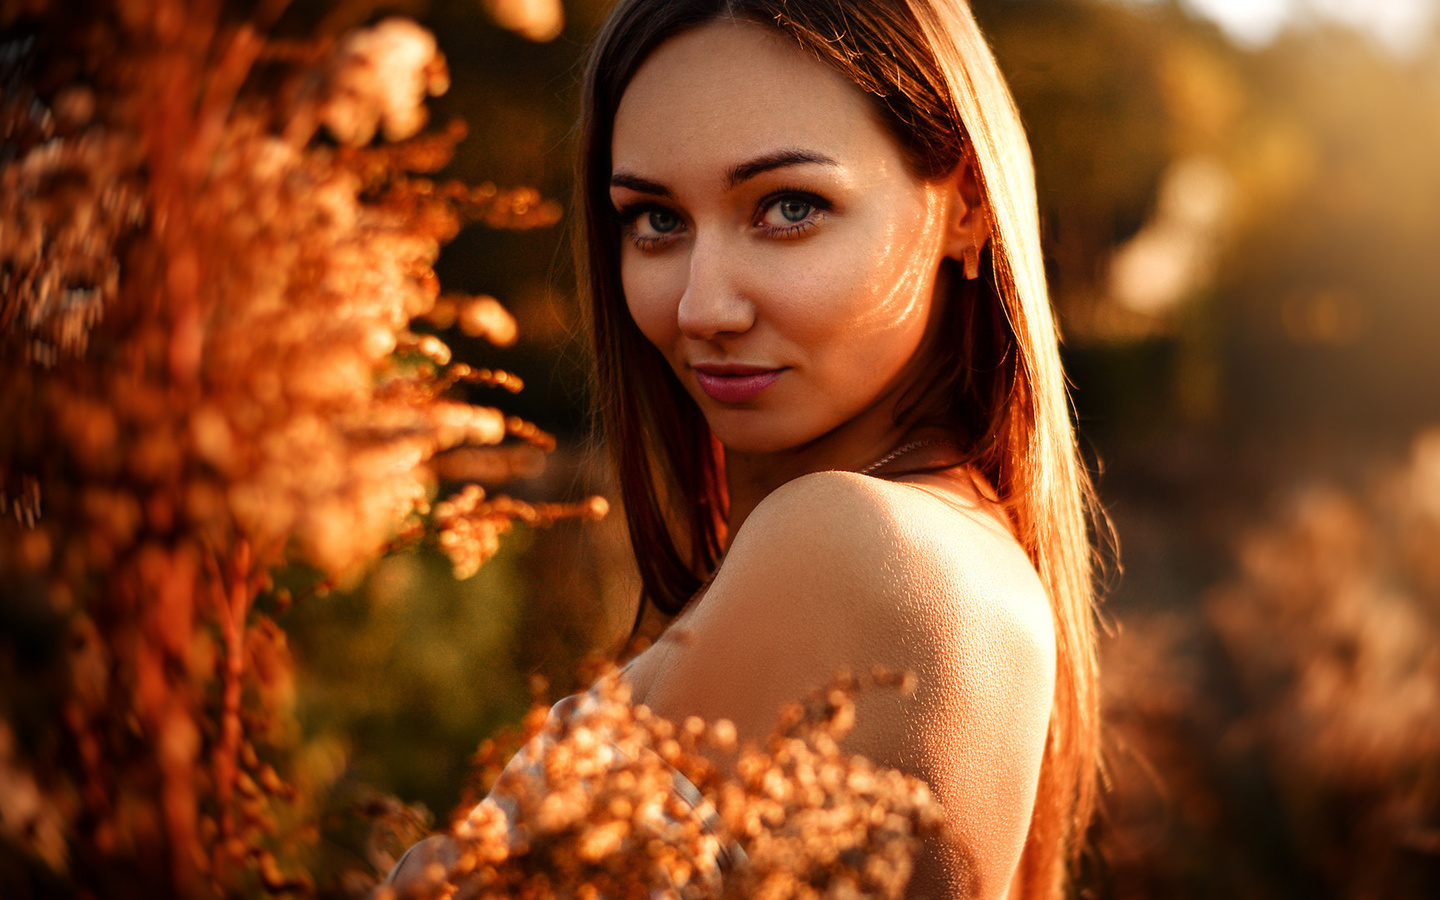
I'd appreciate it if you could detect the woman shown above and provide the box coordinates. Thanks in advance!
[394,1,1099,897]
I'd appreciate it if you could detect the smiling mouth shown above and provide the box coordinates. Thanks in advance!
[692,365,784,403]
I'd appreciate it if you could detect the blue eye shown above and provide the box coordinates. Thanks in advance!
[615,203,686,249]
[757,191,829,235]
[777,199,811,222]
[648,209,680,233]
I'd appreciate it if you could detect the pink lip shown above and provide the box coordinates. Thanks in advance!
[692,364,784,403]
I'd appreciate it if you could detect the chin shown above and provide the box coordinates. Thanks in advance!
[702,415,829,457]
[713,436,799,456]
[704,427,789,456]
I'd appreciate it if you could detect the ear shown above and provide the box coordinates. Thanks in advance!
[942,158,992,281]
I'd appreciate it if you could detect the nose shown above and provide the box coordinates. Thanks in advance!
[676,237,754,340]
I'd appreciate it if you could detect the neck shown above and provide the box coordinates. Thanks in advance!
[722,423,957,544]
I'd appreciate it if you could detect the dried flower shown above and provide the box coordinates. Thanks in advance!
[391,666,943,900]
[1099,429,1440,896]
[0,2,592,895]
[482,0,566,44]
[321,18,450,147]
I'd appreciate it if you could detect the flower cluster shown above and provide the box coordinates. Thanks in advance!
[0,1,577,894]
[377,667,943,900]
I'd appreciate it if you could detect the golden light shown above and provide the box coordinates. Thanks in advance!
[482,0,566,43]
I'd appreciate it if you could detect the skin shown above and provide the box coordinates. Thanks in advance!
[611,21,1053,900]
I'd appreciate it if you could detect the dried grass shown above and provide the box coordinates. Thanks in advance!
[380,668,945,900]
[1097,430,1440,897]
[0,2,588,894]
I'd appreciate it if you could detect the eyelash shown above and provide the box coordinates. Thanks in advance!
[612,189,832,250]
[613,203,680,251]
[755,188,831,238]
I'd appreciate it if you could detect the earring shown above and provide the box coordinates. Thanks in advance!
[962,241,984,281]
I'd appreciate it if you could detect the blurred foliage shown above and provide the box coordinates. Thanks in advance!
[285,545,532,823]
[1099,430,1440,897]
[971,0,1440,441]
[0,0,595,894]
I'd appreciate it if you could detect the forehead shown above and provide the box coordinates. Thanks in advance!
[612,20,896,177]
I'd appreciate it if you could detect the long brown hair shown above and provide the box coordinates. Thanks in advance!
[579,1,1100,894]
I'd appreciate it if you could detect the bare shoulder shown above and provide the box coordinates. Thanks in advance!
[736,469,1051,649]
[637,468,1054,747]
[633,468,1058,895]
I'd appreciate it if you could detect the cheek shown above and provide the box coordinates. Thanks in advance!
[621,256,682,352]
[782,228,942,357]
[862,200,949,321]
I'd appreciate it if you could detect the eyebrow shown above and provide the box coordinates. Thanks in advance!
[609,149,839,196]
[725,149,839,189]
[609,172,671,197]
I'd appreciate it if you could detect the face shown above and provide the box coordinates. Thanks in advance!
[610,20,962,459]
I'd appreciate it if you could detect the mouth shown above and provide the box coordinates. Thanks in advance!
[692,363,785,404]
